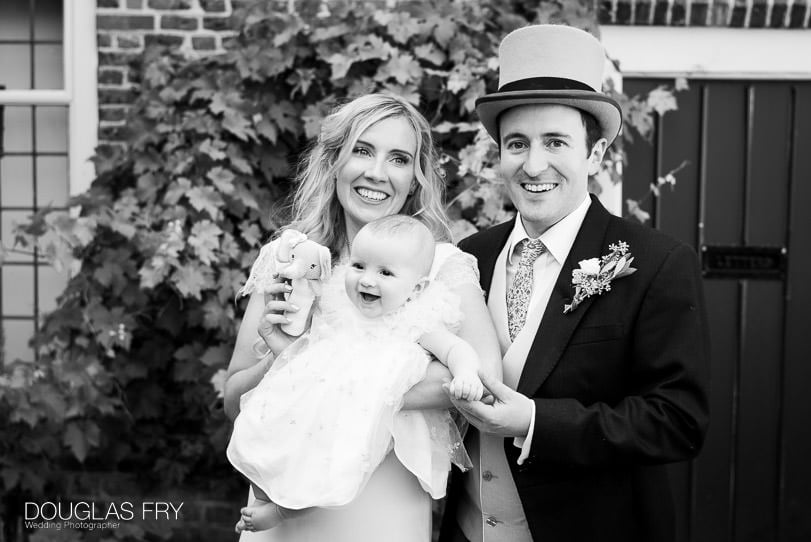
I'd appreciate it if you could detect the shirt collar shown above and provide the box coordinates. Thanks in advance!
[507,195,591,266]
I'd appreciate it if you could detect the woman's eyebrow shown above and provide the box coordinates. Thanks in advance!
[356,138,414,158]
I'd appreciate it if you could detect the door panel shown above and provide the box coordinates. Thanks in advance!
[624,79,811,542]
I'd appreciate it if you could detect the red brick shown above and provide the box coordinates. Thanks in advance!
[690,3,709,25]
[635,2,652,23]
[99,88,138,105]
[671,0,687,25]
[161,15,199,30]
[598,0,614,24]
[117,35,143,49]
[710,2,729,25]
[202,16,232,31]
[99,124,130,142]
[144,34,185,48]
[97,15,155,31]
[770,4,788,27]
[789,3,807,27]
[749,0,768,26]
[653,0,669,24]
[98,51,142,66]
[200,0,227,12]
[99,68,125,85]
[97,33,113,47]
[97,0,120,7]
[99,107,128,122]
[729,0,747,26]
[126,0,143,8]
[148,0,192,9]
[614,2,632,24]
[192,36,218,50]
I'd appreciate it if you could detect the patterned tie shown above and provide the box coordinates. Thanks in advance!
[506,238,546,341]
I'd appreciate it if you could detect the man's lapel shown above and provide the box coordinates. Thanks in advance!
[516,196,612,396]
[471,219,514,302]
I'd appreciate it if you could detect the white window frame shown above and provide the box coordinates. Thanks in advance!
[601,27,811,80]
[0,0,98,194]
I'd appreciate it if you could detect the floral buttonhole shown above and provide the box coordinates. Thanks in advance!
[563,241,637,314]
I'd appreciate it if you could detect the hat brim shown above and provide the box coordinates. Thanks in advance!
[476,90,622,146]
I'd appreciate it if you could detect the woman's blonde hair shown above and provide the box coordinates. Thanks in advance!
[287,93,450,258]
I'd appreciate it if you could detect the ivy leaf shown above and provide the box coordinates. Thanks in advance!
[187,186,225,220]
[202,298,230,330]
[241,223,263,247]
[432,16,456,47]
[210,369,227,399]
[227,151,254,174]
[377,52,422,85]
[164,177,192,205]
[312,23,351,42]
[301,103,327,139]
[201,344,231,367]
[327,52,354,80]
[207,166,236,194]
[268,101,301,136]
[223,109,255,142]
[199,138,226,161]
[63,422,89,463]
[232,184,260,211]
[675,77,689,91]
[254,114,278,144]
[447,65,472,94]
[383,83,421,106]
[626,199,651,223]
[386,12,420,44]
[461,78,486,113]
[1,468,21,490]
[172,263,213,299]
[647,86,678,116]
[188,220,222,266]
[414,43,446,66]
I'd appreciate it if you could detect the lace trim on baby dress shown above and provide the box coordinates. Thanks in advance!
[238,241,278,297]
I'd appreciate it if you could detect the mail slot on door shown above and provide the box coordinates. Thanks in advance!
[701,245,787,279]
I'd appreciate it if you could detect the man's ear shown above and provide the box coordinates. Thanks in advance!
[587,138,608,176]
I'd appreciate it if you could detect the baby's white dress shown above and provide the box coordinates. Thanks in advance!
[232,241,481,542]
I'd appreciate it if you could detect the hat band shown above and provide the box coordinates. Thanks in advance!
[498,77,595,94]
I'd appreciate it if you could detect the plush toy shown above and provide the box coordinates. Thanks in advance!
[274,230,331,337]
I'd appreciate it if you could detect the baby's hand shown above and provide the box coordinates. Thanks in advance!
[448,370,485,402]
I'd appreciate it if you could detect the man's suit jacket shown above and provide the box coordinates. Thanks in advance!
[445,196,710,542]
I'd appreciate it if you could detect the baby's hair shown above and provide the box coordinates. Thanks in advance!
[361,215,435,275]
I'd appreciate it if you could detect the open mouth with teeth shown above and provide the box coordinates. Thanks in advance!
[359,292,380,303]
[355,187,389,202]
[522,183,557,193]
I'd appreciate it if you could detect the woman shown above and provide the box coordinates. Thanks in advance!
[224,93,501,542]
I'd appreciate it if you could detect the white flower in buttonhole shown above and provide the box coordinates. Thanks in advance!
[564,241,637,314]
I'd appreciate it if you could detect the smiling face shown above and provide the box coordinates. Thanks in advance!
[335,116,418,242]
[499,104,607,238]
[344,227,430,318]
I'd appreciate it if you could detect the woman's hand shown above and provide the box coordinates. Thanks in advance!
[257,276,298,356]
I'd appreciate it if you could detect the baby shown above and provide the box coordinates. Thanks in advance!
[227,216,484,532]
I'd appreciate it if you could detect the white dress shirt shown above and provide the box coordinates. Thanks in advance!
[458,195,591,542]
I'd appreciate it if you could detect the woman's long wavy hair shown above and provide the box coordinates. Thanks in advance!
[287,93,451,259]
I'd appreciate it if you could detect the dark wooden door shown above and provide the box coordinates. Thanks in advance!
[624,79,811,542]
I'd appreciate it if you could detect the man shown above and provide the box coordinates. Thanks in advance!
[440,25,710,542]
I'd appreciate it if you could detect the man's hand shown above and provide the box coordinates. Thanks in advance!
[444,370,533,438]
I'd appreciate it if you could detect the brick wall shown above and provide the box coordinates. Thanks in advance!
[598,0,811,27]
[95,0,246,146]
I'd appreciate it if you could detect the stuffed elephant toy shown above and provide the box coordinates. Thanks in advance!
[274,230,331,337]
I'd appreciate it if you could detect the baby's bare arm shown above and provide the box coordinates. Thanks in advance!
[419,330,484,401]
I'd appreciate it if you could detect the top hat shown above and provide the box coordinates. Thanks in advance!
[476,24,622,145]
